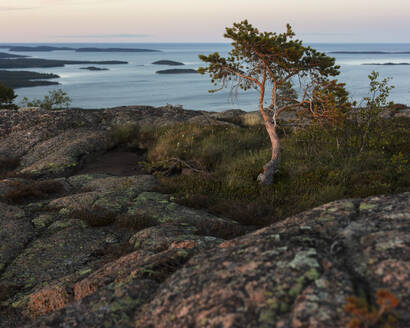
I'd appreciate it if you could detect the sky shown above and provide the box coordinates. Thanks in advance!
[1,0,410,43]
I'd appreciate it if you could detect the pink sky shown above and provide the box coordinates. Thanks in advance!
[1,0,409,42]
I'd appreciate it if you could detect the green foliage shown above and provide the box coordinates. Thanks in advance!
[110,123,140,148]
[21,89,71,110]
[122,116,409,226]
[0,83,17,109]
[355,71,395,151]
[199,20,351,185]
[198,20,350,124]
[363,71,395,109]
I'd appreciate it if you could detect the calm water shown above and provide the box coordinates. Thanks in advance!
[2,42,410,111]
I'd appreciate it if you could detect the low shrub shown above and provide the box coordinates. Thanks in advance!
[110,123,140,148]
[116,212,157,231]
[3,179,64,204]
[0,157,20,178]
[345,289,399,328]
[108,113,409,227]
[128,117,409,227]
[20,89,71,110]
[71,205,117,227]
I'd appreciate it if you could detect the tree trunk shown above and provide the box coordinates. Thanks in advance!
[257,120,280,184]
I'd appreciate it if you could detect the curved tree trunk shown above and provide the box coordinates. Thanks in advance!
[257,119,280,185]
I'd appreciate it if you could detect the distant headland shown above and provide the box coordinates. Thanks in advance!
[0,45,161,52]
[0,58,128,69]
[156,69,198,74]
[362,62,410,66]
[329,51,410,54]
[0,52,28,59]
[152,60,184,66]
[80,66,109,71]
[0,70,59,88]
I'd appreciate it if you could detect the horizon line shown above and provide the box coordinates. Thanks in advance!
[1,41,410,44]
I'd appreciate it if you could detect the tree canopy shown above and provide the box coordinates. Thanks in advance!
[199,20,350,184]
[199,20,350,126]
[0,83,17,109]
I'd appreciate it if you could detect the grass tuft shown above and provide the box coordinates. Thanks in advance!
[70,205,117,227]
[3,179,64,204]
[0,157,21,178]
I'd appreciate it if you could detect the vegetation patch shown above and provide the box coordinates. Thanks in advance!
[345,289,400,328]
[70,205,117,227]
[117,116,409,227]
[3,179,65,204]
[0,157,20,178]
[115,212,157,231]
[0,70,59,89]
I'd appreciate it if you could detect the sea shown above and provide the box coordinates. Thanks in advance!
[2,42,410,111]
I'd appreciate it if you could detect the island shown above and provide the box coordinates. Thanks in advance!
[156,69,198,74]
[0,52,28,59]
[362,62,410,66]
[80,66,109,71]
[5,46,73,52]
[329,51,410,54]
[0,46,161,53]
[0,58,128,69]
[75,47,160,52]
[0,70,59,88]
[152,60,184,66]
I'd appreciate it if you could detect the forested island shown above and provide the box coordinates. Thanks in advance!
[76,47,160,52]
[0,45,161,52]
[0,52,27,59]
[80,66,109,71]
[362,62,410,65]
[152,60,185,66]
[330,51,410,54]
[0,58,128,69]
[0,70,59,88]
[156,68,198,74]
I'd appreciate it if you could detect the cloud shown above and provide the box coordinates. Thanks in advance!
[54,33,151,39]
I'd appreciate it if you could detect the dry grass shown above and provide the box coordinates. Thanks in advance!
[3,179,64,204]
[0,157,20,179]
[70,205,117,227]
[115,212,157,231]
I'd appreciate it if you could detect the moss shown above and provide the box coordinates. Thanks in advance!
[59,208,71,216]
[26,202,46,212]
[32,214,54,229]
[279,302,289,313]
[259,309,277,325]
[79,268,93,276]
[289,249,319,269]
[289,282,304,297]
[48,219,85,231]
[305,268,320,280]
[359,202,377,211]
[176,249,189,258]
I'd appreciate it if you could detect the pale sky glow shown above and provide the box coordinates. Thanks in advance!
[1,0,409,43]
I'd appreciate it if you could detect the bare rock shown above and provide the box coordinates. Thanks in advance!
[136,193,409,328]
